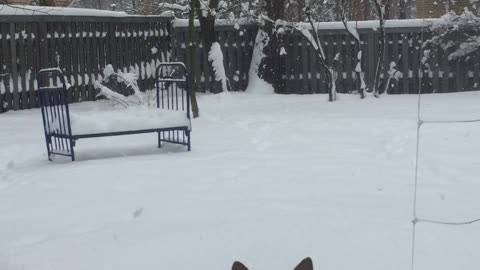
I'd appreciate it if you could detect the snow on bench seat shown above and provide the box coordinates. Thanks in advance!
[49,106,190,136]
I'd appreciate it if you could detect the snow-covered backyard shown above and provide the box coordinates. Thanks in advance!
[0,92,479,270]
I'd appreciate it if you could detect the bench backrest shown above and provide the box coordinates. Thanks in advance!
[38,68,73,139]
[155,62,191,120]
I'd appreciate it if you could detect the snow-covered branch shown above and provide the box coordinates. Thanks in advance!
[424,9,480,62]
[95,64,154,107]
[158,2,189,12]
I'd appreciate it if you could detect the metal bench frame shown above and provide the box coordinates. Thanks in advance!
[38,63,191,161]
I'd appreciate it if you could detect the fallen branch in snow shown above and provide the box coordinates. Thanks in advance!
[94,82,131,108]
[94,64,154,107]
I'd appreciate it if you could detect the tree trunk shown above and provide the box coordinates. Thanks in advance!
[342,0,367,98]
[196,0,225,93]
[189,0,200,118]
[305,10,337,101]
[372,0,389,96]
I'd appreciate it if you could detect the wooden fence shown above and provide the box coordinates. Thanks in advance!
[172,22,480,96]
[0,16,171,113]
[1,16,480,113]
[290,26,480,95]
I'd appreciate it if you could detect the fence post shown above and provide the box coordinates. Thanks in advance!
[10,23,19,110]
[38,22,48,70]
[108,21,117,70]
[1,23,9,112]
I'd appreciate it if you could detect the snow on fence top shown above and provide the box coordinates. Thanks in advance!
[0,5,128,17]
[309,19,437,30]
[173,18,255,28]
[173,18,438,30]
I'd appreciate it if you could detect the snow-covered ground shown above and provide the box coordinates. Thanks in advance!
[0,92,479,270]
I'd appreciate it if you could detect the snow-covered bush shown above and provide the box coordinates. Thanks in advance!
[424,9,480,61]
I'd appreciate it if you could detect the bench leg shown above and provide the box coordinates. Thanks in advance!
[187,131,191,151]
[45,135,52,161]
[157,132,162,148]
[71,143,76,162]
[67,138,76,162]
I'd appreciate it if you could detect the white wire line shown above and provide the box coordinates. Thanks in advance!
[410,18,426,270]
[418,217,480,226]
[421,119,480,124]
[410,19,480,270]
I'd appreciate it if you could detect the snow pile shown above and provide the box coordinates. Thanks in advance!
[68,106,190,135]
[0,5,128,16]
[208,42,229,92]
[246,30,274,94]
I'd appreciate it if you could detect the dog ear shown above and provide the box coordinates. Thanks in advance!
[232,261,249,270]
[294,257,313,270]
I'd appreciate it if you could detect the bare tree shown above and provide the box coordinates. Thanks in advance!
[188,0,199,117]
[341,0,367,98]
[371,0,390,96]
[304,5,338,101]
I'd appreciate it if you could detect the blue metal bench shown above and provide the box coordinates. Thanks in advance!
[38,63,192,161]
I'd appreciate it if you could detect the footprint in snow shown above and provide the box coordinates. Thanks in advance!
[133,208,143,219]
[6,160,15,170]
[0,161,15,189]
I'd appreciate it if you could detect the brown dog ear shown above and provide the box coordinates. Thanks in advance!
[294,257,313,270]
[232,261,249,270]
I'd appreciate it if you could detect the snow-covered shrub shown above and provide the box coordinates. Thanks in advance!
[424,9,480,61]
[94,64,155,108]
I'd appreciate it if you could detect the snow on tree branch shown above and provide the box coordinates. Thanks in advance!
[158,2,189,12]
[425,9,480,61]
[95,64,154,107]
